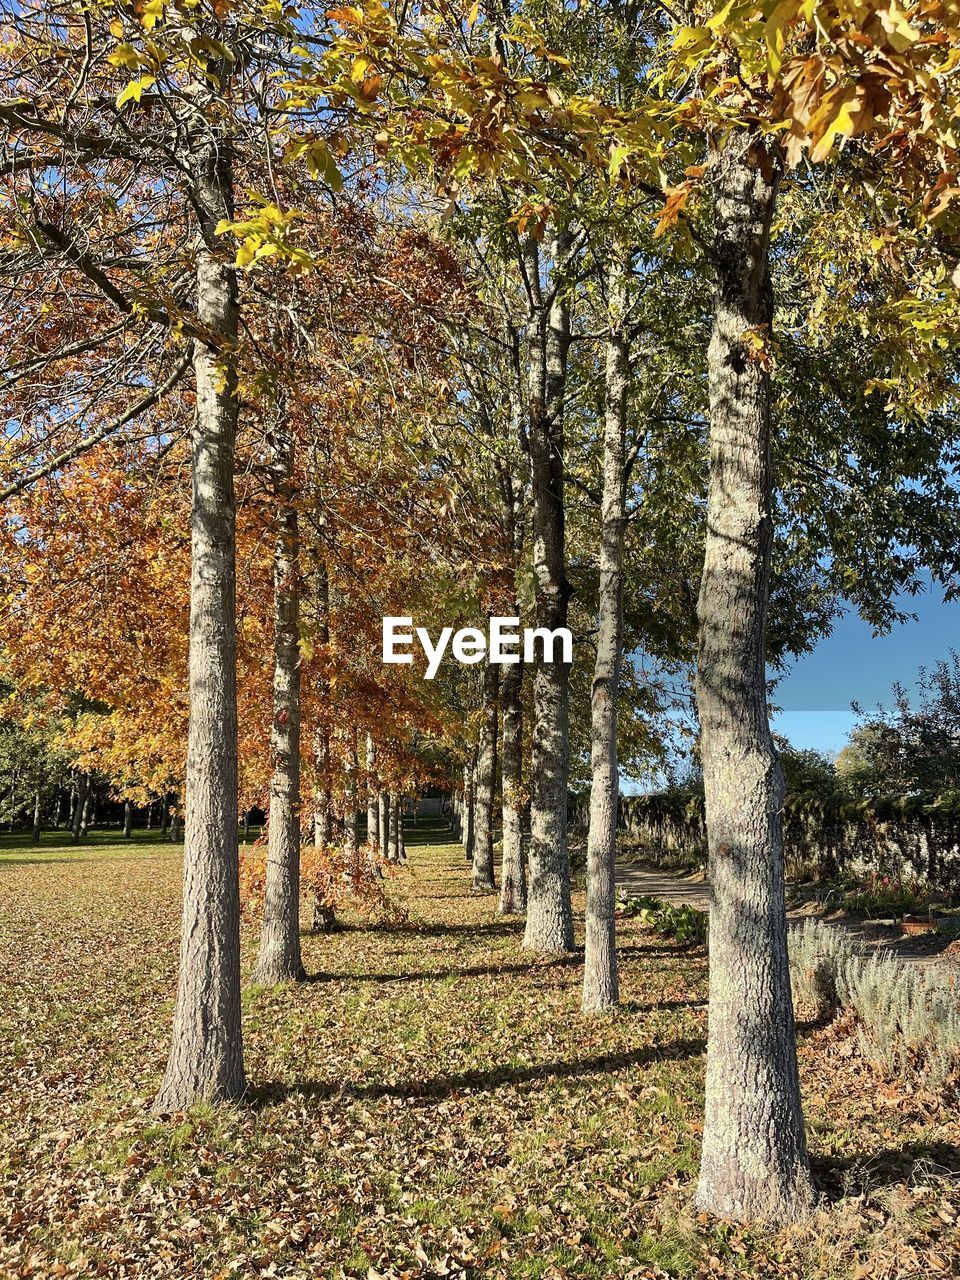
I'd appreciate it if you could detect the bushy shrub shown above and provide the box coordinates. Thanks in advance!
[240,843,407,929]
[841,871,931,920]
[617,892,708,945]
[788,922,960,1085]
[842,953,960,1085]
[788,920,855,1019]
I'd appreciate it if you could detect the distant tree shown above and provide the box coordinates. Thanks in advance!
[772,738,838,797]
[848,653,960,796]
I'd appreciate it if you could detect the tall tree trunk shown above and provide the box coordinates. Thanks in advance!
[499,659,527,914]
[79,778,92,839]
[169,793,181,843]
[693,134,813,1222]
[379,791,390,860]
[365,735,378,851]
[462,761,475,865]
[388,792,400,862]
[312,558,332,847]
[161,792,170,835]
[472,659,499,891]
[583,261,628,1013]
[123,799,133,839]
[31,790,41,845]
[523,233,574,952]
[254,421,305,985]
[71,773,89,844]
[53,790,62,829]
[154,98,245,1111]
[343,732,358,858]
[313,735,331,846]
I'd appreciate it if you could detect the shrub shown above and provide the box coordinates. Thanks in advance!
[842,953,960,1085]
[841,872,931,920]
[617,892,708,946]
[788,920,855,1019]
[240,843,407,929]
[787,922,960,1085]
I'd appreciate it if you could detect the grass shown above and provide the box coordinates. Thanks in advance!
[1,822,959,1278]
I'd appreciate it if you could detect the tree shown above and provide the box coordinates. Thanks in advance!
[692,131,814,1220]
[472,659,499,891]
[253,404,306,986]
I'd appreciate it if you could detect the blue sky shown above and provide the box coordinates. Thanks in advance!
[772,585,960,756]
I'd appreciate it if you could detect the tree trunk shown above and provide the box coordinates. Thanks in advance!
[123,799,133,839]
[146,800,154,830]
[365,735,378,852]
[254,421,305,985]
[169,794,181,843]
[343,732,358,859]
[313,738,331,846]
[71,773,89,845]
[154,101,245,1111]
[80,790,91,837]
[583,261,628,1013]
[161,792,170,835]
[462,762,475,865]
[388,792,400,862]
[31,790,41,845]
[693,134,813,1222]
[379,791,390,860]
[499,659,527,914]
[472,659,499,891]
[523,233,574,952]
[398,800,406,861]
[313,559,332,847]
[53,790,62,829]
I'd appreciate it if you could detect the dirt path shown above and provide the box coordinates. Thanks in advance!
[615,860,960,969]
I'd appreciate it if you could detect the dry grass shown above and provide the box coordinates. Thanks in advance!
[0,824,958,1278]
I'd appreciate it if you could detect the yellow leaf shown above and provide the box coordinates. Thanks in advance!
[116,75,156,108]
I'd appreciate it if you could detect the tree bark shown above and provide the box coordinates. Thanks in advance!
[523,233,574,952]
[254,420,305,985]
[365,735,378,851]
[154,97,245,1111]
[472,659,499,891]
[31,790,41,845]
[169,794,181,843]
[161,792,170,835]
[70,773,89,844]
[379,790,390,860]
[499,659,527,914]
[343,732,358,858]
[462,762,475,865]
[693,134,813,1222]
[388,791,400,862]
[123,799,133,839]
[583,260,628,1013]
[312,558,332,847]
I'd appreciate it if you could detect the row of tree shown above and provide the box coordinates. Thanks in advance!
[4,0,960,1226]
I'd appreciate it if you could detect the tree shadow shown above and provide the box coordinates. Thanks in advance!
[248,1037,706,1108]
[812,1141,960,1199]
[620,997,707,1015]
[301,954,582,985]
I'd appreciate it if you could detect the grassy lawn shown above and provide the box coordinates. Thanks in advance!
[1,824,958,1279]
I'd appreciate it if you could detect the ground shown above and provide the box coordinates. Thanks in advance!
[1,823,959,1280]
